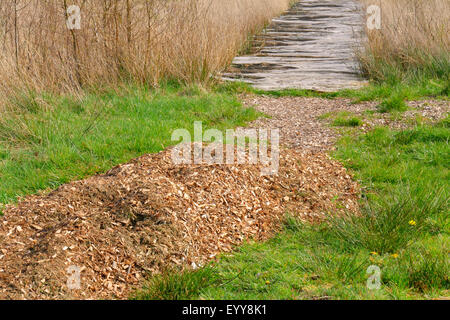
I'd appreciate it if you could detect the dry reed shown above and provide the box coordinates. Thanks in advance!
[0,0,291,109]
[359,0,449,81]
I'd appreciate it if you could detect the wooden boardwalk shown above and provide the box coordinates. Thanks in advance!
[223,0,368,91]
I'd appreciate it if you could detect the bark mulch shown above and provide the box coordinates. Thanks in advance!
[0,145,359,300]
[243,96,449,150]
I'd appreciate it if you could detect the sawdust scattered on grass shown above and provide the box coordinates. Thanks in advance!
[244,96,449,150]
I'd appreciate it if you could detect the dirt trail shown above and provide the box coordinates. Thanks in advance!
[243,96,449,150]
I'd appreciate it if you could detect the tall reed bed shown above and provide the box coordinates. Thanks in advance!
[359,0,449,83]
[0,0,290,109]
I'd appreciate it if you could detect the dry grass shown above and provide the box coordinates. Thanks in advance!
[0,0,290,109]
[359,0,450,82]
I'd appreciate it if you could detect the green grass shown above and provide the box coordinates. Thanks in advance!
[332,117,363,127]
[132,267,219,300]
[215,81,342,99]
[136,118,449,300]
[376,94,409,113]
[357,51,449,103]
[318,111,363,128]
[216,75,449,103]
[361,52,449,87]
[0,84,260,205]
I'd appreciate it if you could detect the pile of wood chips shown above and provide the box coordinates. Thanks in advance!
[0,146,359,299]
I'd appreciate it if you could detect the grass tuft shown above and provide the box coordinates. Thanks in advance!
[326,186,446,254]
[332,117,363,127]
[376,94,409,113]
[132,267,218,300]
[405,250,450,293]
